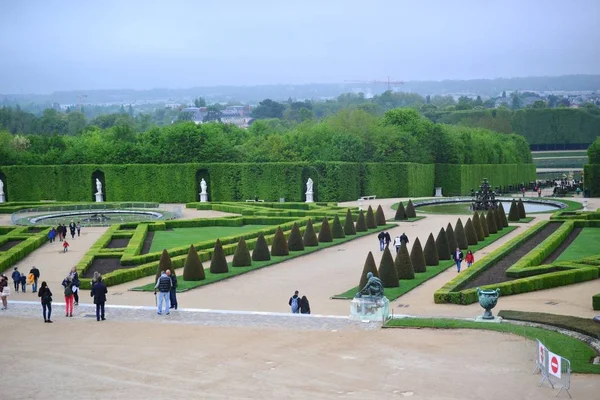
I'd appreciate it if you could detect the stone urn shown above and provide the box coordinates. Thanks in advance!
[477,288,500,320]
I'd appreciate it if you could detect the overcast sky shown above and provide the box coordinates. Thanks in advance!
[1,0,599,93]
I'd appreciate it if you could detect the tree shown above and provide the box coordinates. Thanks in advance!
[378,247,399,288]
[395,202,407,220]
[486,210,498,234]
[498,203,509,227]
[67,111,87,135]
[376,205,387,225]
[405,200,417,218]
[358,251,380,290]
[531,100,546,109]
[455,218,468,249]
[318,217,333,242]
[424,233,439,266]
[331,214,346,239]
[366,205,377,229]
[508,200,519,221]
[183,245,205,280]
[436,227,451,260]
[355,210,368,232]
[303,219,319,247]
[194,97,206,107]
[473,211,485,241]
[395,242,415,280]
[518,199,526,219]
[456,96,475,110]
[588,137,600,164]
[494,206,503,230]
[479,212,490,237]
[210,239,229,274]
[232,237,252,267]
[410,237,426,273]
[511,92,523,109]
[271,227,289,256]
[251,99,286,119]
[445,223,459,251]
[474,96,483,107]
[155,249,173,282]
[344,209,357,235]
[465,218,478,245]
[252,232,271,261]
[287,223,305,251]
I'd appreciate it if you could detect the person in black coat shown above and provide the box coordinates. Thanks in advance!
[38,281,53,323]
[168,270,178,310]
[300,295,311,314]
[91,275,108,321]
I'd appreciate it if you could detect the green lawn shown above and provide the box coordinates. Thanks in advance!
[149,225,268,253]
[386,216,426,223]
[133,224,396,292]
[333,226,516,300]
[385,318,600,374]
[510,217,535,223]
[555,228,600,262]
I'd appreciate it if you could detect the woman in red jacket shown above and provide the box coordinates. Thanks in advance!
[465,250,475,268]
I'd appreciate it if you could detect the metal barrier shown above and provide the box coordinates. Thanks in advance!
[534,338,572,398]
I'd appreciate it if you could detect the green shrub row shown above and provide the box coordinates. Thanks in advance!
[497,310,600,339]
[0,228,50,273]
[584,164,600,197]
[594,293,600,311]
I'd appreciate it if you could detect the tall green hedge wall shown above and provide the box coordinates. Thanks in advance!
[0,162,534,202]
[584,164,600,197]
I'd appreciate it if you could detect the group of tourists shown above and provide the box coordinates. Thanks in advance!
[288,290,311,314]
[393,233,409,253]
[154,269,178,315]
[48,222,81,252]
[8,266,40,294]
[376,231,409,254]
[451,248,475,273]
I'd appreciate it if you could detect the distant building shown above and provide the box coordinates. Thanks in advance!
[180,105,253,128]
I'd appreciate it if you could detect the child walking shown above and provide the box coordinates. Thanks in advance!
[465,250,475,268]
[63,240,70,253]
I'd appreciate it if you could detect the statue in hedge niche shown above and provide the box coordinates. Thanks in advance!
[95,178,103,194]
[355,272,384,299]
[200,178,207,194]
[306,178,313,193]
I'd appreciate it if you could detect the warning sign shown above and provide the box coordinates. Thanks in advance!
[548,351,562,379]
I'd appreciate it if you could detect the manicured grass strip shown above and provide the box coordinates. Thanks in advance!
[132,224,396,292]
[551,198,583,213]
[149,225,269,253]
[555,228,600,262]
[510,217,535,223]
[386,216,426,223]
[497,310,600,340]
[385,318,600,374]
[332,226,516,300]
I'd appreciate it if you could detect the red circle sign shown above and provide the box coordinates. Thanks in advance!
[551,356,559,373]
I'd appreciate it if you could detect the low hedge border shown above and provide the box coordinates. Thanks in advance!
[594,293,600,311]
[1,201,160,214]
[0,227,50,273]
[497,310,600,340]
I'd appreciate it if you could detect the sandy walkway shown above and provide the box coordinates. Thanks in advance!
[2,317,598,400]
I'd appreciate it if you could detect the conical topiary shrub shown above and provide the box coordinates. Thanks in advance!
[209,239,229,274]
[271,227,289,256]
[410,237,427,273]
[498,202,509,227]
[287,223,305,251]
[156,249,173,282]
[518,199,527,219]
[303,219,319,247]
[486,210,498,234]
[252,232,271,261]
[378,246,399,288]
[183,245,205,281]
[366,206,377,229]
[358,251,380,290]
[473,212,485,241]
[395,202,407,220]
[455,218,468,249]
[355,210,368,232]
[465,218,478,246]
[424,233,439,266]
[232,237,252,267]
[406,199,417,218]
[376,205,387,225]
[318,217,333,242]
[494,206,503,231]
[344,209,357,235]
[436,227,451,260]
[395,242,415,280]
[445,223,458,252]
[480,211,490,237]
[508,200,519,222]
[331,214,345,239]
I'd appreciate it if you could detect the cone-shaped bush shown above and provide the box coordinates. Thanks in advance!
[271,227,289,256]
[395,242,415,280]
[252,232,271,261]
[318,217,333,242]
[355,210,368,232]
[465,218,478,246]
[156,249,173,282]
[445,223,458,251]
[480,212,490,237]
[183,245,205,280]
[376,205,387,225]
[378,246,399,288]
[210,239,229,274]
[395,202,407,220]
[518,199,527,219]
[358,251,379,290]
[436,227,451,260]
[508,200,519,221]
[499,202,509,227]
[344,209,357,235]
[287,223,305,251]
[486,210,498,234]
[406,199,417,218]
[303,219,319,247]
[410,237,427,273]
[473,212,485,241]
[494,206,503,231]
[331,214,345,239]
[366,206,377,229]
[424,233,439,266]
[455,218,468,249]
[232,237,252,267]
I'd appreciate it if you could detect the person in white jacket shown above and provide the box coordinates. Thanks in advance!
[393,236,402,254]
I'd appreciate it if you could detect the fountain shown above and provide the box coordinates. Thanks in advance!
[471,178,499,211]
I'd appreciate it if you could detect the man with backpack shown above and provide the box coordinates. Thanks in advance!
[289,290,301,313]
[154,270,172,315]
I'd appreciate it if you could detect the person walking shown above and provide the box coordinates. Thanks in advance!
[76,222,81,237]
[0,275,10,310]
[452,247,464,273]
[91,274,108,321]
[30,266,40,293]
[377,231,385,251]
[400,232,409,246]
[393,235,402,254]
[57,225,63,242]
[69,267,80,306]
[300,295,311,314]
[38,281,53,323]
[384,232,391,248]
[167,270,178,310]
[19,271,27,293]
[154,270,172,315]
[69,221,76,239]
[289,290,301,313]
[465,250,475,269]
[48,228,56,243]
[62,240,70,253]
[11,267,20,292]
[62,276,74,317]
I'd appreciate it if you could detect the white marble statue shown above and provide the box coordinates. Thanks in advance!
[95,178,102,194]
[306,178,313,193]
[0,179,4,203]
[200,178,207,194]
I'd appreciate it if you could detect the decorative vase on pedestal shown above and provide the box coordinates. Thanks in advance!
[477,287,500,320]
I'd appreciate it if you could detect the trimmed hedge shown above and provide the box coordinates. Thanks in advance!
[486,210,498,234]
[252,233,271,261]
[584,163,600,197]
[156,249,173,281]
[436,227,451,260]
[465,218,478,246]
[318,217,333,242]
[594,293,600,311]
[209,239,229,274]
[183,245,205,280]
[331,214,345,239]
[0,227,50,273]
[355,210,368,232]
[358,251,379,290]
[494,207,503,231]
[271,227,290,256]
[499,203,509,228]
[394,202,407,220]
[455,218,468,249]
[518,199,527,219]
[405,200,417,218]
[424,233,439,266]
[508,200,519,222]
[366,206,377,229]
[232,237,252,267]
[445,223,458,252]
[410,237,427,273]
[378,246,399,288]
[344,209,357,235]
[395,243,415,280]
[480,211,490,236]
[376,205,386,225]
[287,223,305,251]
[303,219,319,247]
[473,212,485,241]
